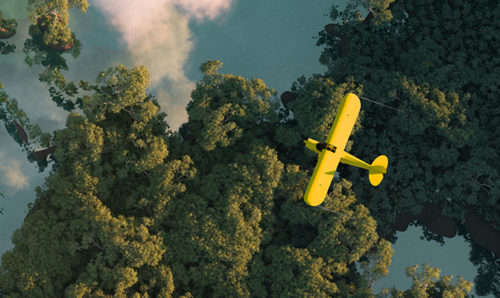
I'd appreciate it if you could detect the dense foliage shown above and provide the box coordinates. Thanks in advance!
[1,0,498,296]
[379,263,473,297]
[0,11,16,55]
[0,63,395,296]
[309,0,499,295]
[27,0,88,49]
[314,0,499,230]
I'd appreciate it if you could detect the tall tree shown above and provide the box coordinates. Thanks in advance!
[0,65,190,296]
[182,60,279,153]
[27,0,88,49]
[168,60,284,296]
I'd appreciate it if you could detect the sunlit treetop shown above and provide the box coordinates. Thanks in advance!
[0,10,17,54]
[186,60,279,152]
[27,0,88,48]
[0,11,17,38]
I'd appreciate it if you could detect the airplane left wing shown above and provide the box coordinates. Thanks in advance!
[304,147,341,206]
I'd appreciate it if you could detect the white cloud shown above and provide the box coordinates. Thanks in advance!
[92,0,233,130]
[171,0,233,20]
[0,152,29,191]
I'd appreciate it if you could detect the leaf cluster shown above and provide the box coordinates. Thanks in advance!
[0,10,17,54]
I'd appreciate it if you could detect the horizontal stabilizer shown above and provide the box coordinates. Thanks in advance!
[368,155,388,186]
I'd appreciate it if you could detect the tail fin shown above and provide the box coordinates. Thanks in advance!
[368,155,388,186]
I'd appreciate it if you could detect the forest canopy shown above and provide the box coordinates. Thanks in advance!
[1,0,498,296]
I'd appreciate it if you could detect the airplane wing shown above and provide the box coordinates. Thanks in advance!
[304,93,361,206]
[304,148,341,206]
[324,93,360,149]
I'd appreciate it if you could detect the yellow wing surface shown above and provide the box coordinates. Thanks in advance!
[304,93,361,206]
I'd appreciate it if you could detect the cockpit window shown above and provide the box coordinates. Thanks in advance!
[316,142,336,153]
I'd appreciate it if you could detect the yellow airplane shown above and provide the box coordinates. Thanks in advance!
[304,93,388,206]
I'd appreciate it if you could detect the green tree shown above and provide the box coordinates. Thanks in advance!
[167,62,393,296]
[22,1,87,113]
[27,0,88,49]
[23,24,81,71]
[0,11,17,55]
[0,59,398,295]
[304,0,499,293]
[255,177,393,297]
[3,0,494,294]
[378,263,473,297]
[0,11,17,38]
[167,61,284,296]
[468,240,500,297]
[184,60,278,153]
[0,65,189,296]
[163,144,284,296]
